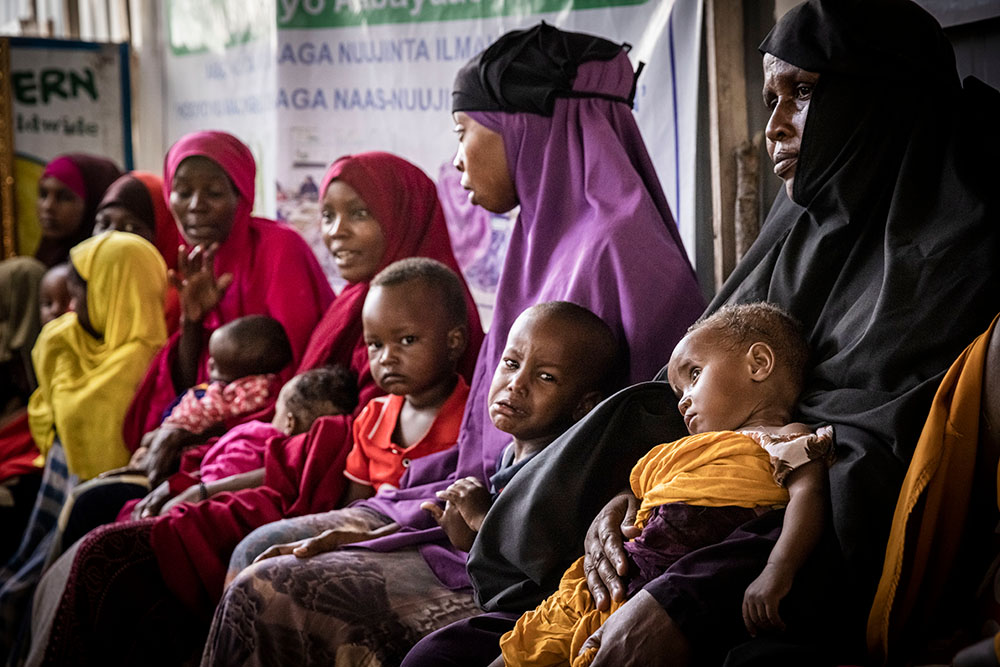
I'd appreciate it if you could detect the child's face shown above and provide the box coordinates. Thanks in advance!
[666,327,757,434]
[487,311,595,443]
[65,265,100,338]
[271,380,298,435]
[39,267,72,325]
[362,282,465,405]
[207,328,241,383]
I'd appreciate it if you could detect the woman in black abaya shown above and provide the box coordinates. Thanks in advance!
[462,1,1000,665]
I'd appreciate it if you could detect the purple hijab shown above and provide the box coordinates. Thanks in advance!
[358,50,706,588]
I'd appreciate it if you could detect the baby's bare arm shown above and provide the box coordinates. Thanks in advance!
[743,460,827,634]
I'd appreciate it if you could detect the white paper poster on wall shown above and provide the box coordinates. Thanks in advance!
[162,0,702,326]
[6,37,132,255]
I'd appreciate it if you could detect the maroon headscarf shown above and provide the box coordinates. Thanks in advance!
[300,151,483,379]
[35,154,122,267]
[97,172,182,331]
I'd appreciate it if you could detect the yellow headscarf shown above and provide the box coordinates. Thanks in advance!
[28,232,167,479]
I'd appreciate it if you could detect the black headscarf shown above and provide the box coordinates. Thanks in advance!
[712,0,1000,599]
[452,22,634,116]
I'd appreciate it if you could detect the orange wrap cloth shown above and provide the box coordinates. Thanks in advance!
[867,314,1000,664]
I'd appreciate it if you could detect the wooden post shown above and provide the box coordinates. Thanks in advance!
[0,38,16,258]
[735,132,762,261]
[706,0,749,290]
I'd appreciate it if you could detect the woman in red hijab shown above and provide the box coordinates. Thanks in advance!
[30,152,483,667]
[122,132,335,475]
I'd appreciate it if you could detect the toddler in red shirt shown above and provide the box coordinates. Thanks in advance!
[340,257,473,504]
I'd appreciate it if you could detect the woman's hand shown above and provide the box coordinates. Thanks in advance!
[584,491,641,611]
[581,590,689,667]
[144,427,200,487]
[169,243,234,324]
[159,484,206,515]
[131,481,174,520]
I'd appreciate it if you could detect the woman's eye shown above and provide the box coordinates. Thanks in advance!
[401,335,416,345]
[539,373,556,383]
[351,208,370,220]
[796,84,813,99]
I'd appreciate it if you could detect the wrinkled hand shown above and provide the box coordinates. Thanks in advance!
[144,427,200,487]
[253,528,372,563]
[581,590,684,667]
[131,481,174,520]
[584,492,641,611]
[434,477,491,532]
[421,500,478,552]
[742,562,793,636]
[169,243,234,324]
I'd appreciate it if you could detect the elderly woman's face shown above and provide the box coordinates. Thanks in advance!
[452,112,518,214]
[762,54,820,201]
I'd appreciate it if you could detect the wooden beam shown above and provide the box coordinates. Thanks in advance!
[0,38,15,258]
[705,0,749,290]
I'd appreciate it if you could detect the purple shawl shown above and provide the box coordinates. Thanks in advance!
[357,52,706,587]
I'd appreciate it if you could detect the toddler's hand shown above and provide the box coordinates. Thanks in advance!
[742,562,793,636]
[434,476,491,532]
[421,500,478,552]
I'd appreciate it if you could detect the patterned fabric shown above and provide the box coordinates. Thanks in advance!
[0,441,74,656]
[39,519,206,667]
[742,425,834,486]
[204,546,480,667]
[160,374,278,434]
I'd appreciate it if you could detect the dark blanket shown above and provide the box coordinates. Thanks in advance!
[468,381,686,612]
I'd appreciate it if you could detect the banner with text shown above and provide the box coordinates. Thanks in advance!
[163,0,702,325]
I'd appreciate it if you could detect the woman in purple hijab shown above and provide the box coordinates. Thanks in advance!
[202,23,705,666]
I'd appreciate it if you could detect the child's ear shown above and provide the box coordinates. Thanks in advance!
[571,391,603,422]
[447,325,468,362]
[746,342,775,382]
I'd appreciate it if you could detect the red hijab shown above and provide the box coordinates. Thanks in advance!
[299,151,483,381]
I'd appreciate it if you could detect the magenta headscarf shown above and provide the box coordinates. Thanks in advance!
[359,49,706,588]
[35,154,122,267]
